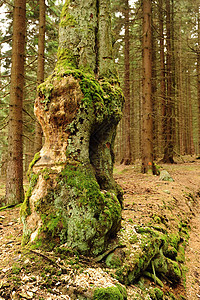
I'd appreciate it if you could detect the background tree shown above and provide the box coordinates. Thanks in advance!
[162,0,174,163]
[6,0,26,205]
[141,0,153,173]
[34,0,46,153]
[122,0,132,165]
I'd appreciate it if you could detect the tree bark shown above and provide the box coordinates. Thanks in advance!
[162,0,174,163]
[121,0,132,165]
[158,0,166,158]
[187,64,195,154]
[197,6,200,155]
[6,0,26,205]
[21,0,124,256]
[141,0,153,173]
[98,0,116,78]
[34,0,46,154]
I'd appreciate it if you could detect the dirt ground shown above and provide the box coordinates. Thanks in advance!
[0,157,200,299]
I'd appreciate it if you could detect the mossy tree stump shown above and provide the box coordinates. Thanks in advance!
[21,0,124,256]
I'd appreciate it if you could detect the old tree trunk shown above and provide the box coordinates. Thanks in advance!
[21,0,124,256]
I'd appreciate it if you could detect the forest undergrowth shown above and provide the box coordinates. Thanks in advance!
[0,156,199,300]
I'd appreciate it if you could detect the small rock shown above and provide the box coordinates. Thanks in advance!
[24,259,31,265]
[163,190,170,194]
[2,267,11,273]
[26,291,34,298]
[159,170,174,182]
[11,291,20,300]
[19,292,32,299]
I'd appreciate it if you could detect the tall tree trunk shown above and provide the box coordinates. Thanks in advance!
[151,6,157,159]
[6,0,26,205]
[177,20,184,155]
[122,0,132,165]
[162,0,174,163]
[34,0,46,153]
[187,64,195,154]
[141,0,153,173]
[158,0,166,158]
[197,6,200,155]
[21,0,124,256]
[98,0,116,78]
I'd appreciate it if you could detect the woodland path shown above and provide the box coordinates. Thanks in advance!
[114,159,200,299]
[0,157,200,299]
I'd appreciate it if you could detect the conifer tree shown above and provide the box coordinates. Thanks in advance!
[141,0,154,173]
[6,0,26,204]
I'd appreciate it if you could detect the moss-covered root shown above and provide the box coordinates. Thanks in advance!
[93,285,127,300]
[152,250,182,283]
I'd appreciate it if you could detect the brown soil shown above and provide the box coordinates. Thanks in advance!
[0,157,200,299]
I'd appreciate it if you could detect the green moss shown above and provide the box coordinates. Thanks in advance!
[168,233,181,250]
[21,65,124,255]
[166,258,181,283]
[129,234,138,244]
[26,163,121,254]
[27,152,40,179]
[153,215,161,224]
[165,245,178,260]
[59,164,121,220]
[149,287,164,300]
[59,0,78,27]
[12,265,21,275]
[38,81,54,110]
[41,168,51,181]
[167,292,176,300]
[176,244,185,263]
[59,0,70,19]
[106,253,123,268]
[93,286,126,300]
[20,173,39,220]
[57,47,78,70]
[60,11,77,27]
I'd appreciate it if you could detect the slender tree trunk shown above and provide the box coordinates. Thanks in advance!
[197,7,200,155]
[162,0,174,163]
[98,0,116,78]
[177,21,184,155]
[130,61,135,161]
[158,0,166,158]
[187,64,195,154]
[6,0,26,205]
[34,0,46,153]
[141,0,153,173]
[151,8,157,160]
[122,0,132,165]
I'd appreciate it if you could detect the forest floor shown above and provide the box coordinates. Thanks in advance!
[0,156,200,300]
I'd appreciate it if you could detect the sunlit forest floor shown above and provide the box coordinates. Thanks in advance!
[114,157,200,299]
[0,156,199,299]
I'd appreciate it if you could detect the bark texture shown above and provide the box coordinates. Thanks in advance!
[34,0,46,153]
[197,7,200,155]
[141,0,153,173]
[6,0,26,204]
[122,0,132,165]
[162,0,174,163]
[21,0,124,256]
